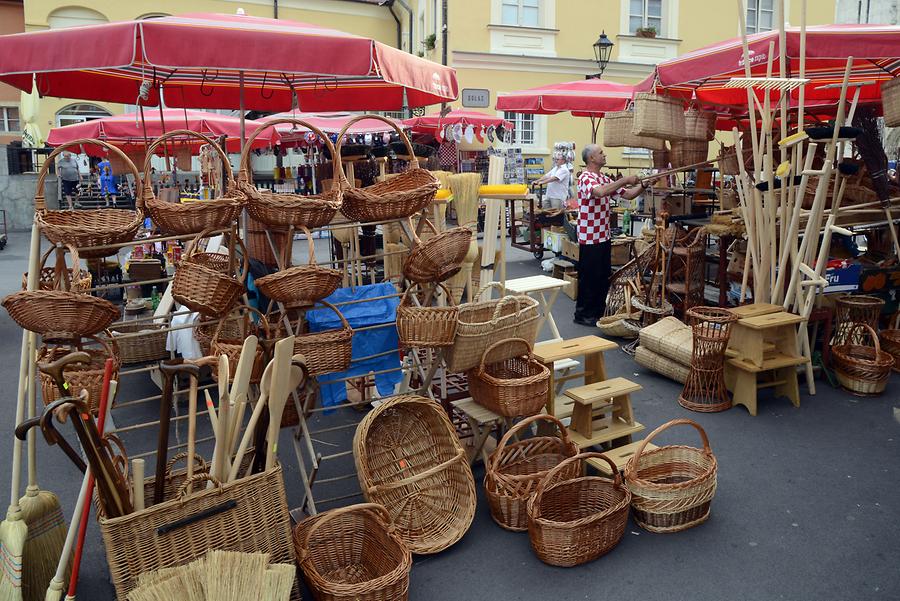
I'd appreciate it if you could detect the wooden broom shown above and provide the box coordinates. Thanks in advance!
[853,106,900,257]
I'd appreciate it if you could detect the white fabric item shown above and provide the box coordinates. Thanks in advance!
[544,164,571,201]
[166,309,203,359]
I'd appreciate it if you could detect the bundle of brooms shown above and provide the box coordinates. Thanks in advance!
[447,173,482,303]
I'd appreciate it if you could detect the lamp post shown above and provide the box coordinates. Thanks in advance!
[591,31,614,79]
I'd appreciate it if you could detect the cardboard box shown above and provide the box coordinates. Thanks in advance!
[564,271,578,300]
[561,238,579,261]
[543,227,566,253]
[648,191,690,215]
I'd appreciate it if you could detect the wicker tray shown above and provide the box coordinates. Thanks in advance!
[403,218,472,284]
[396,282,458,348]
[468,338,550,418]
[172,228,247,317]
[255,225,342,305]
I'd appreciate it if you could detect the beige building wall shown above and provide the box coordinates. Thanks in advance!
[0,1,25,145]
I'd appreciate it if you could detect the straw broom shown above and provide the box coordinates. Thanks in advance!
[262,564,295,601]
[447,173,481,302]
[853,106,900,256]
[204,550,268,601]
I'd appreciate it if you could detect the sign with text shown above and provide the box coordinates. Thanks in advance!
[461,88,490,108]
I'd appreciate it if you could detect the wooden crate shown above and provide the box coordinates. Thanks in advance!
[564,271,577,300]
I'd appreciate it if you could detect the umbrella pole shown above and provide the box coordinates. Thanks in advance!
[239,71,248,239]
[157,88,172,174]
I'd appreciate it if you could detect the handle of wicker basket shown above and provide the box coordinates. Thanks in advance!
[38,244,85,293]
[184,227,250,286]
[475,281,507,300]
[141,129,235,204]
[176,473,224,499]
[477,337,532,377]
[400,282,456,309]
[165,451,209,477]
[313,299,351,332]
[366,448,467,495]
[35,138,143,212]
[298,225,321,269]
[212,305,271,347]
[848,323,882,353]
[80,331,119,375]
[298,503,395,561]
[237,118,338,189]
[490,413,572,474]
[625,418,713,478]
[406,216,439,248]
[335,114,416,188]
[529,452,623,520]
[489,294,527,323]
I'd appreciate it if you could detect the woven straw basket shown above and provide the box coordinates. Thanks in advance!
[633,346,690,383]
[467,338,550,418]
[882,77,900,128]
[603,110,667,151]
[683,106,717,141]
[354,395,476,554]
[624,419,718,533]
[172,228,247,317]
[833,324,895,395]
[141,130,245,235]
[108,322,168,365]
[396,282,459,348]
[38,334,120,414]
[284,300,354,377]
[255,225,342,305]
[632,93,686,140]
[670,139,710,166]
[403,218,473,284]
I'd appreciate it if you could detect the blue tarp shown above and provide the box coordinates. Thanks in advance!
[306,283,401,407]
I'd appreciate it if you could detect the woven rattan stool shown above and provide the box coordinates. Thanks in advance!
[678,307,737,413]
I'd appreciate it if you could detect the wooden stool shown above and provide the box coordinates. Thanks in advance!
[729,303,782,320]
[728,311,804,369]
[725,354,809,416]
[587,440,660,475]
[533,335,617,419]
[563,377,644,449]
[451,398,511,465]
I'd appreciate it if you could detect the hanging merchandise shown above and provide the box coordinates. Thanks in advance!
[464,124,475,144]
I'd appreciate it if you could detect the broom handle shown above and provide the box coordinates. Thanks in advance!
[883,206,900,258]
[640,157,718,185]
[44,468,90,601]
[65,361,114,600]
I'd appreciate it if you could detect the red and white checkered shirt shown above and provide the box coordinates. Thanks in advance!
[577,170,622,245]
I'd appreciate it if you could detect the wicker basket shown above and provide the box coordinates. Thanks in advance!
[38,334,119,414]
[403,219,473,284]
[652,147,670,169]
[634,346,690,383]
[288,300,354,376]
[683,106,717,142]
[632,93,686,140]
[108,322,168,365]
[467,338,550,417]
[98,465,296,601]
[527,452,631,567]
[670,139,710,167]
[484,414,578,532]
[35,139,144,259]
[211,306,270,385]
[239,118,343,228]
[246,215,291,267]
[396,282,458,348]
[445,283,541,373]
[353,394,476,554]
[832,324,895,395]
[832,294,885,346]
[882,77,900,128]
[294,503,412,601]
[624,419,718,533]
[879,313,900,373]
[23,246,92,293]
[255,226,342,305]
[141,130,245,235]
[172,228,247,317]
[602,110,667,151]
[338,115,439,223]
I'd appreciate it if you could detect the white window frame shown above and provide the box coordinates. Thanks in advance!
[500,0,542,28]
[501,111,548,154]
[0,106,21,133]
[746,0,775,33]
[619,0,678,39]
[628,0,664,35]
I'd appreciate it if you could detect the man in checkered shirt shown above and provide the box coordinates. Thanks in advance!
[573,144,649,326]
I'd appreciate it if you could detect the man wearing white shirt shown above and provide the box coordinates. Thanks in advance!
[533,153,571,210]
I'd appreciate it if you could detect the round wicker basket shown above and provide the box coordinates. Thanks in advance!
[832,324,895,396]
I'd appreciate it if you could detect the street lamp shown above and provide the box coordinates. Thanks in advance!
[592,31,614,79]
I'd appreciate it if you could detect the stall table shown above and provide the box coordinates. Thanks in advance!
[504,275,569,341]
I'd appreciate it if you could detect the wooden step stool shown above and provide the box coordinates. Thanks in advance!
[725,353,809,416]
[563,377,644,449]
[728,311,804,369]
[586,440,660,475]
[728,303,782,320]
[450,398,513,465]
[533,335,617,419]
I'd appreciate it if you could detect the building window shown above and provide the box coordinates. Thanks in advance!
[746,0,774,33]
[504,112,534,146]
[501,0,540,27]
[47,7,108,29]
[56,104,111,128]
[0,107,20,133]
[431,0,439,33]
[629,0,663,34]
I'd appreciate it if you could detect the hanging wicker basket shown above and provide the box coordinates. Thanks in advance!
[484,414,578,532]
[286,300,354,377]
[832,324,895,395]
[239,118,343,228]
[683,106,717,142]
[35,139,144,259]
[294,503,412,601]
[881,77,900,128]
[670,139,710,167]
[602,110,667,151]
[632,93,686,140]
[255,225,342,305]
[172,228,247,317]
[107,322,168,365]
[527,452,631,567]
[467,338,550,417]
[354,394,476,554]
[211,305,270,385]
[23,245,92,293]
[402,218,472,284]
[337,115,439,223]
[141,130,244,235]
[396,282,459,348]
[624,419,718,533]
[38,333,120,414]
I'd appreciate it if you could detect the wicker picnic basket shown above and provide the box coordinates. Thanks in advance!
[287,300,354,376]
[683,106,717,141]
[527,452,631,567]
[141,130,245,234]
[38,333,119,414]
[172,228,247,317]
[35,139,144,259]
[602,110,667,151]
[107,322,168,365]
[879,313,900,373]
[294,503,412,601]
[396,282,458,348]
[403,219,472,284]
[338,115,439,223]
[255,226,342,304]
[468,338,550,417]
[211,306,270,384]
[632,92,686,140]
[23,245,92,293]
[882,77,900,127]
[832,324,895,395]
[239,118,343,228]
[354,394,476,554]
[670,139,709,166]
[445,283,541,373]
[484,414,578,532]
[624,419,718,533]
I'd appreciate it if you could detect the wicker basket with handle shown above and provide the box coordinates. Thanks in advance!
[402,218,473,284]
[632,92,686,140]
[35,138,144,259]
[141,130,245,235]
[294,503,412,601]
[881,77,900,127]
[603,110,667,151]
[255,225,342,305]
[878,313,900,373]
[338,115,439,223]
[284,300,354,377]
[527,452,631,567]
[172,227,247,317]
[353,394,476,554]
[484,414,578,532]
[624,418,718,533]
[211,305,270,385]
[832,324,895,395]
[670,139,710,166]
[107,322,168,365]
[23,245,92,293]
[683,106,717,141]
[396,282,459,348]
[38,333,120,414]
[467,338,550,417]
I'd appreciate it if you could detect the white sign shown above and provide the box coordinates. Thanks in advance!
[461,88,490,108]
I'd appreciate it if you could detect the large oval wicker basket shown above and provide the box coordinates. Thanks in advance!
[833,324,895,395]
[35,139,144,259]
[141,130,244,235]
[484,414,578,531]
[396,282,458,348]
[172,228,247,317]
[624,419,718,533]
[294,503,412,601]
[527,452,631,567]
[239,118,343,228]
[402,218,472,284]
[602,110,667,151]
[255,225,342,305]
[632,92,686,140]
[337,115,439,223]
[353,394,476,554]
[467,338,550,417]
[287,300,354,377]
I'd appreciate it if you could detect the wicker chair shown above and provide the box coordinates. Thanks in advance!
[666,227,706,317]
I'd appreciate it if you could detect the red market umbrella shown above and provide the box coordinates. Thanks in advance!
[46,109,277,154]
[403,109,512,131]
[495,78,653,117]
[258,111,404,142]
[0,12,458,112]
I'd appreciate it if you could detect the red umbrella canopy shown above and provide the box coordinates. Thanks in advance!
[495,77,653,116]
[258,112,405,137]
[403,109,513,132]
[46,109,277,154]
[0,12,458,111]
[655,24,900,109]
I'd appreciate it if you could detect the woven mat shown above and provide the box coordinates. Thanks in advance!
[639,316,693,366]
[634,346,689,383]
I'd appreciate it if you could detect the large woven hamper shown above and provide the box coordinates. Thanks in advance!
[882,77,900,127]
[632,93,686,140]
[602,111,667,151]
